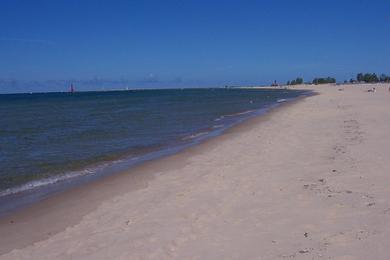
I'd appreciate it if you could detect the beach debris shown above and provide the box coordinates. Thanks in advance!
[298,249,309,254]
[332,169,337,173]
[367,202,375,207]
[280,253,296,258]
[303,183,317,190]
[304,232,308,238]
[356,230,370,240]
[345,190,353,194]
[318,178,325,183]
[362,194,374,199]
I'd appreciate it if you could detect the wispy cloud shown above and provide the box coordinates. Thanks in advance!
[0,38,55,46]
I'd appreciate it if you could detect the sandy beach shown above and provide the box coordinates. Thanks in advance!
[1,84,390,259]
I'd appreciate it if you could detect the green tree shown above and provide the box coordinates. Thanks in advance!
[287,77,304,85]
[372,73,379,82]
[380,74,390,82]
[357,73,364,82]
[362,73,379,83]
[312,77,336,85]
[295,77,303,84]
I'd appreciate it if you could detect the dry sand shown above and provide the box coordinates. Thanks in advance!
[1,84,390,259]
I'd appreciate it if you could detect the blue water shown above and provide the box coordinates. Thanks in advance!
[0,88,307,197]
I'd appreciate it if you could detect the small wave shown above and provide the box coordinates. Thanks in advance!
[214,110,255,122]
[224,110,255,117]
[0,162,114,198]
[214,116,224,121]
[277,98,288,103]
[212,124,224,129]
[181,131,209,141]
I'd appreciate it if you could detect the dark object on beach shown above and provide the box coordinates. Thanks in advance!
[304,232,308,238]
[299,250,309,254]
[332,169,337,173]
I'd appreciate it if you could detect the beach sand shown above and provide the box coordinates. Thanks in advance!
[1,84,390,259]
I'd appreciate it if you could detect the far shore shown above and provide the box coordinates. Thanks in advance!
[1,83,390,259]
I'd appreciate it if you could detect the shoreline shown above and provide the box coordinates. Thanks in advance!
[0,91,310,254]
[0,90,310,217]
[1,83,390,259]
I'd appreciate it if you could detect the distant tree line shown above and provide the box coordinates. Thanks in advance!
[380,74,390,82]
[282,72,390,87]
[286,77,303,85]
[355,73,390,83]
[312,77,336,85]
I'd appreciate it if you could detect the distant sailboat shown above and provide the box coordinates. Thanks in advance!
[69,83,75,93]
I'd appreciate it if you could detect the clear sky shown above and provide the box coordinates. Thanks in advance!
[0,0,389,92]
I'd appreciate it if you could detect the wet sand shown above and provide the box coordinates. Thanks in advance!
[1,84,390,259]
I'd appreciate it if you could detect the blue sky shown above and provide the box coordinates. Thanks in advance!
[0,0,389,92]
